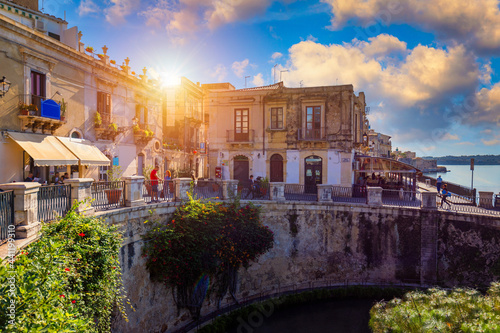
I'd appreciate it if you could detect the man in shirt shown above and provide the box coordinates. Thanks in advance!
[436,175,443,193]
[150,165,160,202]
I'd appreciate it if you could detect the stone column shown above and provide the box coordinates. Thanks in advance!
[174,178,192,201]
[478,191,494,208]
[317,184,333,202]
[123,176,146,207]
[366,186,383,206]
[269,183,285,201]
[421,190,437,209]
[0,182,41,239]
[222,180,238,200]
[65,178,95,215]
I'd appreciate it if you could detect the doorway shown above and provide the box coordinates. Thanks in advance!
[233,155,249,186]
[270,154,284,182]
[304,155,322,193]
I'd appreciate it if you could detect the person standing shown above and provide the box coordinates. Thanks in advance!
[163,170,172,198]
[24,172,34,182]
[245,175,255,199]
[150,165,159,202]
[436,175,443,193]
[51,172,60,184]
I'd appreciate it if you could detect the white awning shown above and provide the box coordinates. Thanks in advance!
[57,137,110,166]
[8,132,79,166]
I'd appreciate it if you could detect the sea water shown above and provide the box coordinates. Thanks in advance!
[424,165,500,193]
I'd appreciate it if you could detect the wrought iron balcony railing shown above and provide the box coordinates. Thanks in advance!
[297,127,326,141]
[226,129,255,143]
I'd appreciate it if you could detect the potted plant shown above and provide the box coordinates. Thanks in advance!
[105,165,123,204]
[59,98,67,121]
[94,111,102,128]
[85,46,94,53]
[18,102,30,115]
[28,104,38,116]
[259,176,270,196]
[108,122,118,132]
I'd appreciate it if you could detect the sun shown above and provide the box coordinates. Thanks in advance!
[159,71,182,87]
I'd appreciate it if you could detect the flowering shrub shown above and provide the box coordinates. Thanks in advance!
[370,283,500,332]
[0,203,128,332]
[142,195,274,318]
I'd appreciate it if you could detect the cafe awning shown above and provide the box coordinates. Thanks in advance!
[57,137,110,166]
[8,132,79,166]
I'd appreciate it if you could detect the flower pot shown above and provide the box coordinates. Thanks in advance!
[105,189,122,204]
[20,109,29,115]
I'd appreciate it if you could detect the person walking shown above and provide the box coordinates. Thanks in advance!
[440,184,451,209]
[150,165,160,203]
[436,175,443,193]
[245,175,256,199]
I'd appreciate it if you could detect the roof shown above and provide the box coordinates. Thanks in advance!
[235,82,284,92]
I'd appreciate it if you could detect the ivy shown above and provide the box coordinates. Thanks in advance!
[142,195,274,319]
[0,202,129,332]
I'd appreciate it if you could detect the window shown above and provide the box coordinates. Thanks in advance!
[234,108,249,141]
[271,107,283,129]
[48,32,60,41]
[135,104,148,128]
[31,71,46,114]
[97,91,111,126]
[306,106,321,139]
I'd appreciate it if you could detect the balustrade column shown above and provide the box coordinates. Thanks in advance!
[123,176,146,207]
[65,178,95,216]
[317,184,333,202]
[174,178,192,201]
[222,180,238,200]
[478,191,494,208]
[421,190,438,209]
[366,186,383,206]
[269,183,285,201]
[0,182,40,238]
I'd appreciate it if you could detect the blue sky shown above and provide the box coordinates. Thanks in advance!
[42,0,500,157]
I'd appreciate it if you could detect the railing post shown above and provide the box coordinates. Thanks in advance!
[174,178,192,201]
[421,190,437,209]
[317,184,333,202]
[123,176,146,207]
[366,186,383,206]
[0,182,40,239]
[478,191,494,208]
[269,182,285,201]
[222,180,238,200]
[65,178,95,216]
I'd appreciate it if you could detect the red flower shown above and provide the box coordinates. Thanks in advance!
[112,267,116,269]
[78,232,85,237]
[72,300,76,304]
[65,268,70,272]
[59,295,65,298]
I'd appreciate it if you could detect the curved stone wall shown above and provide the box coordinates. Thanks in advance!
[102,201,500,333]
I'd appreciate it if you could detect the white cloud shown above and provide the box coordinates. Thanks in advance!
[475,83,500,125]
[253,73,265,86]
[78,0,99,16]
[232,59,250,78]
[271,52,283,60]
[204,0,270,30]
[361,34,407,58]
[442,133,459,141]
[105,0,139,25]
[481,138,500,146]
[323,0,500,53]
[211,64,227,82]
[454,142,475,146]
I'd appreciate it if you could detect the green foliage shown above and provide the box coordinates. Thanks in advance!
[370,283,500,332]
[142,195,274,318]
[108,122,118,132]
[94,111,102,126]
[142,165,154,180]
[0,203,128,332]
[106,165,123,182]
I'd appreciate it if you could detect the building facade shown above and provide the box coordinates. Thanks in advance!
[367,129,392,157]
[0,1,164,184]
[204,82,368,188]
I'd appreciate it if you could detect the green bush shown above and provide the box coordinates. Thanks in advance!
[370,283,500,332]
[0,203,128,332]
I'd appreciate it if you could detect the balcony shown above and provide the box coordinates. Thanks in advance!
[95,122,125,141]
[226,130,255,143]
[298,128,326,141]
[133,123,154,145]
[18,98,65,134]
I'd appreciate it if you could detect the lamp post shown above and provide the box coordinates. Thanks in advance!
[0,76,11,98]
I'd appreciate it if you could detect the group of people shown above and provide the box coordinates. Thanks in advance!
[149,165,172,203]
[24,171,69,184]
[436,175,452,208]
[244,175,263,199]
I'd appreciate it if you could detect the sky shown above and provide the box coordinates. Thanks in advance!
[40,0,500,157]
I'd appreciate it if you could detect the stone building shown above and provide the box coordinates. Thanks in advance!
[203,82,368,188]
[367,129,392,157]
[0,0,163,183]
[162,77,206,178]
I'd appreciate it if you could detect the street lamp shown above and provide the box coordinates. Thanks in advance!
[362,132,368,146]
[0,76,11,98]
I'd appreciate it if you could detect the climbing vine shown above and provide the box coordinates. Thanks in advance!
[142,195,274,318]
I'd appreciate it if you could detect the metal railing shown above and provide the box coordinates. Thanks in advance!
[240,181,270,200]
[38,184,71,222]
[298,127,326,140]
[0,190,14,245]
[438,193,500,216]
[192,180,223,200]
[381,189,421,207]
[226,130,255,143]
[418,175,475,198]
[143,180,175,204]
[331,186,366,204]
[284,184,317,201]
[91,181,125,211]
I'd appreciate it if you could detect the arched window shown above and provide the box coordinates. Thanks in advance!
[270,154,284,182]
